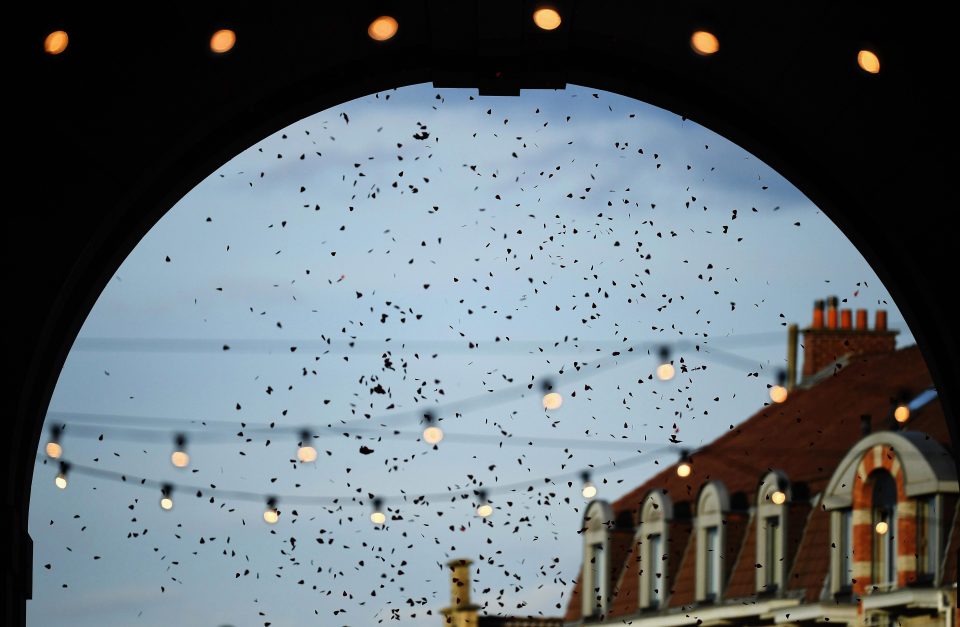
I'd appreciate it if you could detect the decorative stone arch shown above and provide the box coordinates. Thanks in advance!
[695,481,730,602]
[822,431,959,594]
[755,470,790,592]
[581,500,615,618]
[637,490,673,609]
[9,7,960,626]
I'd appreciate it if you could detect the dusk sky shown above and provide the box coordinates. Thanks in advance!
[28,83,912,627]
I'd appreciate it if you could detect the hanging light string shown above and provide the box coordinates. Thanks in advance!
[43,417,653,451]
[46,337,780,447]
[37,446,675,507]
[68,336,775,436]
[71,332,784,356]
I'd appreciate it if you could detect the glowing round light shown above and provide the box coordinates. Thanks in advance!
[769,385,789,404]
[371,511,387,525]
[894,404,910,423]
[542,392,563,410]
[160,497,174,511]
[423,426,444,445]
[297,445,318,463]
[263,508,279,524]
[875,520,889,535]
[171,450,190,468]
[46,441,63,459]
[44,31,69,55]
[581,482,598,499]
[676,462,692,478]
[533,8,562,31]
[477,503,494,518]
[771,490,787,505]
[691,30,720,56]
[55,474,67,490]
[368,16,398,42]
[858,50,880,74]
[656,363,675,381]
[210,29,236,54]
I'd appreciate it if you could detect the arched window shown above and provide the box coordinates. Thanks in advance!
[870,470,897,589]
[638,490,672,609]
[756,471,789,593]
[696,481,729,602]
[822,430,958,596]
[581,500,614,618]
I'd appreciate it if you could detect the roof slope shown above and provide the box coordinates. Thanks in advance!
[564,345,952,622]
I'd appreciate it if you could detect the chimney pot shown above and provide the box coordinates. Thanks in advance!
[875,310,888,331]
[840,309,852,330]
[856,309,868,330]
[827,297,839,329]
[861,414,872,436]
[812,299,825,329]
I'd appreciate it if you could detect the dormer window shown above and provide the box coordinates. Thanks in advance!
[638,491,672,609]
[581,500,614,619]
[822,431,957,597]
[695,481,730,603]
[756,471,789,593]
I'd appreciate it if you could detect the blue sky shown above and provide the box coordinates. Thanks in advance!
[28,83,911,627]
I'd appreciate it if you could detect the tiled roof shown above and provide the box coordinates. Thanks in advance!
[563,345,954,622]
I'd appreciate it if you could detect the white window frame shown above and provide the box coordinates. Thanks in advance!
[831,507,854,594]
[756,471,789,593]
[638,490,672,609]
[695,481,729,602]
[916,493,940,581]
[581,500,614,618]
[871,470,899,591]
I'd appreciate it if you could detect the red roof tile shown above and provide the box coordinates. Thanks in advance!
[786,502,831,602]
[724,512,758,599]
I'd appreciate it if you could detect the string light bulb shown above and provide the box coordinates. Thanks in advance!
[691,30,720,56]
[297,430,318,462]
[875,520,889,535]
[541,380,563,410]
[55,462,69,490]
[771,478,788,505]
[210,29,236,54]
[160,484,174,511]
[368,16,398,41]
[45,425,63,459]
[370,498,386,525]
[769,369,788,404]
[476,491,493,518]
[44,30,69,55]
[656,347,675,381]
[532,7,562,31]
[894,403,910,423]
[263,497,279,524]
[676,450,692,478]
[581,472,598,499]
[858,49,880,74]
[422,413,444,445]
[170,433,189,468]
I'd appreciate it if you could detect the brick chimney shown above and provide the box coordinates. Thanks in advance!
[800,296,898,379]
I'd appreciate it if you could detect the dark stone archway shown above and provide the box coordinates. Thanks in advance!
[8,3,957,624]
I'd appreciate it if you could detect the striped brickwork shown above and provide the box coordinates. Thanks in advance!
[850,444,918,596]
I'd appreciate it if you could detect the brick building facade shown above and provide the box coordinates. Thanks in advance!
[560,301,959,626]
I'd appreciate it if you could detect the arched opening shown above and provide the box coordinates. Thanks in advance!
[10,6,959,626]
